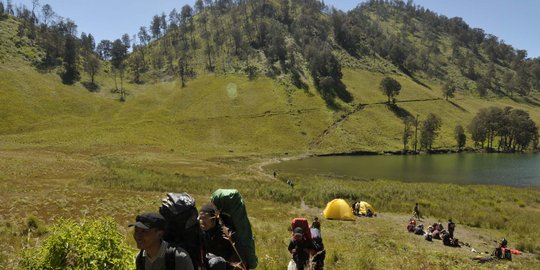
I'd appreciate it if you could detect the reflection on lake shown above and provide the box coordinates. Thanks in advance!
[265,153,540,187]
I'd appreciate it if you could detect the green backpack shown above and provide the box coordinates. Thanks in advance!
[211,189,258,269]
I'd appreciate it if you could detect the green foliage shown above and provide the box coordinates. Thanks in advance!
[469,106,539,151]
[20,217,135,270]
[379,76,401,104]
[420,113,442,151]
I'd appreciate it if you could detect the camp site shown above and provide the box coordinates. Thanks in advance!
[1,0,540,269]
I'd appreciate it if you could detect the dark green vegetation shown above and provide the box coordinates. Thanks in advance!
[1,0,540,269]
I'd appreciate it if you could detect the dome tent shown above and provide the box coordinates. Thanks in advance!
[323,199,355,221]
[359,201,376,215]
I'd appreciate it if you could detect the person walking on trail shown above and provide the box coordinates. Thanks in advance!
[413,203,422,220]
[288,227,318,270]
[131,212,194,270]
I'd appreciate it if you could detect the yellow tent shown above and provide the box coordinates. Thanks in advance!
[359,201,376,215]
[323,199,355,221]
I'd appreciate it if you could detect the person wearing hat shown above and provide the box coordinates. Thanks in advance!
[131,212,194,270]
[198,203,247,270]
[288,227,318,270]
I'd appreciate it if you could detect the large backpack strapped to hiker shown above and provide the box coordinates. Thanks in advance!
[159,192,203,269]
[291,218,312,241]
[211,189,258,269]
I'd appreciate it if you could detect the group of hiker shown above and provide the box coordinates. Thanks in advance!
[407,218,460,247]
[408,203,520,263]
[131,190,256,270]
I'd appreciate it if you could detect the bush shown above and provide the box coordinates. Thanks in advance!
[20,217,134,270]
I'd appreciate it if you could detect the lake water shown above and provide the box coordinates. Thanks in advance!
[265,153,540,187]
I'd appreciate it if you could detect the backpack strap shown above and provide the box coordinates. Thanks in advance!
[135,250,145,270]
[164,246,176,270]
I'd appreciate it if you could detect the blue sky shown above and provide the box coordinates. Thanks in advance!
[10,0,540,58]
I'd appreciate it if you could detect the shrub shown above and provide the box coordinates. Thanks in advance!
[20,217,134,270]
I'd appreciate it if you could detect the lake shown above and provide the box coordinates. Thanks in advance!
[265,153,540,187]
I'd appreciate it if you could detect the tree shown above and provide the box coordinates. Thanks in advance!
[0,2,5,15]
[442,81,456,100]
[40,3,54,26]
[96,40,112,60]
[402,117,414,152]
[454,125,466,150]
[111,38,128,100]
[150,15,161,39]
[380,77,401,104]
[61,35,80,84]
[420,113,442,151]
[84,53,100,86]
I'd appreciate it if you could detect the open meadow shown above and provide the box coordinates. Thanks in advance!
[1,61,540,269]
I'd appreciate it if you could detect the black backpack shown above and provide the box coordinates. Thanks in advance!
[159,193,203,269]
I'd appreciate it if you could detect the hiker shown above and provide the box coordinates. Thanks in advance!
[273,171,277,178]
[287,179,295,189]
[311,217,321,230]
[310,227,325,270]
[288,227,318,270]
[366,208,374,217]
[352,201,360,216]
[131,212,194,270]
[414,224,425,235]
[407,219,416,233]
[413,203,421,220]
[493,238,512,260]
[447,219,456,238]
[424,227,433,241]
[442,231,460,247]
[198,203,247,270]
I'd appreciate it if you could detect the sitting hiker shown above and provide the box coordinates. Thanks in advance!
[352,201,360,216]
[493,238,512,261]
[432,228,442,240]
[366,208,374,218]
[441,231,460,247]
[436,222,444,232]
[131,212,194,270]
[414,224,425,235]
[447,219,456,238]
[288,227,318,270]
[198,203,247,270]
[407,219,416,233]
[424,230,433,241]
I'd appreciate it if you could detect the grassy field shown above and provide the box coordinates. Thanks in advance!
[1,45,540,268]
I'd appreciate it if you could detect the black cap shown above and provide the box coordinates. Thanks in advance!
[129,212,165,230]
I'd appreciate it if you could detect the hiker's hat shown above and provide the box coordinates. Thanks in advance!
[129,212,165,230]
